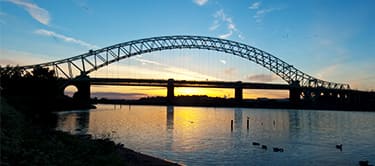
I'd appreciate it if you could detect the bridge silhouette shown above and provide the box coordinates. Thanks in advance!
[89,77,290,103]
[16,35,372,108]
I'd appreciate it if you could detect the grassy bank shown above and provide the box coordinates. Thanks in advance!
[0,98,180,166]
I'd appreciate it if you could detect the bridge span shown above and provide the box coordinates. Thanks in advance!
[13,35,374,110]
[65,76,360,106]
[18,35,350,90]
[88,77,291,102]
[89,78,290,89]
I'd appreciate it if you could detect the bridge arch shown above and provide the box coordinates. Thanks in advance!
[19,35,350,89]
[64,85,78,98]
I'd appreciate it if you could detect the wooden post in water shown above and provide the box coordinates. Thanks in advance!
[231,120,233,131]
[247,117,249,130]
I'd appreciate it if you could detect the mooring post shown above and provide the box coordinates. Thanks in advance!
[231,120,233,131]
[247,117,249,130]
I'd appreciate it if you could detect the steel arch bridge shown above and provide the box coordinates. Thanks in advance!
[19,35,350,90]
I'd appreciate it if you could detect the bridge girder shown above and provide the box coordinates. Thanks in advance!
[18,35,350,90]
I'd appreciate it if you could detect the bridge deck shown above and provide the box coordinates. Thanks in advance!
[89,78,291,90]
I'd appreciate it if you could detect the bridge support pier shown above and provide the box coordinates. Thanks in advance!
[235,81,243,102]
[289,81,301,103]
[289,89,301,102]
[167,79,175,105]
[71,75,91,104]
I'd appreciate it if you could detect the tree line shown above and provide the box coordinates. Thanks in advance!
[0,65,61,98]
[0,65,56,81]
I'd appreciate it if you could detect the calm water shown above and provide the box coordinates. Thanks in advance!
[55,105,375,165]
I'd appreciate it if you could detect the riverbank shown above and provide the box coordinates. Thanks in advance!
[0,97,180,166]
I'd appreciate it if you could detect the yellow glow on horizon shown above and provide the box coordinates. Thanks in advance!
[177,88,201,95]
[243,89,289,99]
[175,87,231,97]
[90,85,166,99]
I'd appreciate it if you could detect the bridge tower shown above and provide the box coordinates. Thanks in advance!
[167,79,175,105]
[235,81,243,102]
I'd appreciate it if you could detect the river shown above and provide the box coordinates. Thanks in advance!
[55,104,375,165]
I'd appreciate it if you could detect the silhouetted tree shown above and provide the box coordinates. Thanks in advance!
[0,65,58,97]
[0,65,56,81]
[29,66,56,80]
[0,65,29,80]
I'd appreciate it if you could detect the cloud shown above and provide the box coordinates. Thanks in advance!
[253,8,279,23]
[245,74,276,82]
[91,92,148,100]
[227,23,235,30]
[0,59,18,66]
[219,59,226,64]
[193,0,208,6]
[211,9,242,39]
[245,89,288,99]
[214,10,235,30]
[134,57,163,66]
[6,0,50,25]
[0,48,50,66]
[249,2,261,10]
[224,67,236,76]
[238,34,245,40]
[219,31,233,39]
[132,57,218,80]
[315,64,339,80]
[209,20,220,31]
[34,29,98,49]
[249,2,281,23]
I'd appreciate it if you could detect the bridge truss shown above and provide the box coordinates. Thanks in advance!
[18,35,350,89]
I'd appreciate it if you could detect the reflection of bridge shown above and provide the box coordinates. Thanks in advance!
[16,35,373,108]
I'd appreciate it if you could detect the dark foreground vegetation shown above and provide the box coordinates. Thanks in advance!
[0,66,94,112]
[1,98,179,166]
[0,66,179,166]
